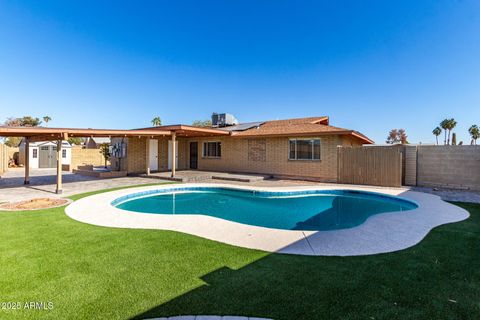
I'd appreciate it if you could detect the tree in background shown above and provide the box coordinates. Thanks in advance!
[43,116,52,126]
[386,129,399,144]
[446,118,457,145]
[398,129,408,144]
[451,133,457,145]
[3,116,42,147]
[5,116,42,127]
[440,119,449,145]
[469,125,479,145]
[432,127,442,145]
[99,143,110,168]
[386,129,408,144]
[4,117,22,127]
[151,117,162,126]
[191,119,212,127]
[68,137,84,145]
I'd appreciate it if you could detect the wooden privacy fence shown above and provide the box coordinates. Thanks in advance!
[337,146,403,187]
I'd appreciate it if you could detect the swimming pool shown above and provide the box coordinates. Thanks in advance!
[113,187,417,231]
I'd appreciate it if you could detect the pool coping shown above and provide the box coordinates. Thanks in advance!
[64,183,470,256]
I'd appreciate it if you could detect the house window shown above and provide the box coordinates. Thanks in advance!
[32,149,38,158]
[62,149,67,158]
[288,139,321,160]
[203,142,221,158]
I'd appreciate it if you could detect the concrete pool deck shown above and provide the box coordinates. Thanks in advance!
[65,183,469,256]
[2,168,480,204]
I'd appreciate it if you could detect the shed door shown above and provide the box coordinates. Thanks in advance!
[39,146,56,168]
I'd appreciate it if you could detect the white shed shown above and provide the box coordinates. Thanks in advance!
[19,140,72,169]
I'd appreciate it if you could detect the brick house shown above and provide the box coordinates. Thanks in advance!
[110,116,373,182]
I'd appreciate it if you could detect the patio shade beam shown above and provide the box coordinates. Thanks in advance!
[138,125,230,137]
[0,127,172,138]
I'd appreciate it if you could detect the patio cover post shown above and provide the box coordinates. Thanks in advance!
[145,137,151,175]
[24,138,30,184]
[171,131,176,177]
[56,139,62,194]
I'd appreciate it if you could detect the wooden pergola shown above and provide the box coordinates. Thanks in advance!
[0,125,228,194]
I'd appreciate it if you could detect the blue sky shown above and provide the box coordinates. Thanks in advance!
[0,0,479,144]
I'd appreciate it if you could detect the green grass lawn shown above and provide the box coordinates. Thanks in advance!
[1,185,479,320]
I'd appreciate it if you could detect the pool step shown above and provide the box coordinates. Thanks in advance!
[211,173,271,183]
[140,171,271,183]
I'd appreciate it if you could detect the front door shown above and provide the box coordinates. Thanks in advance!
[149,139,158,171]
[189,142,198,169]
[168,140,179,170]
[39,146,56,168]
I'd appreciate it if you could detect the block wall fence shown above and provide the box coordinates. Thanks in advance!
[70,146,108,171]
[0,144,7,175]
[396,145,479,191]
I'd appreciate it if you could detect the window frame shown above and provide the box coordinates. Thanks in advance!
[62,149,67,158]
[202,141,222,158]
[32,149,38,159]
[288,138,321,161]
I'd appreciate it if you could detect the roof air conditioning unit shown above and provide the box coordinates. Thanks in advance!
[211,113,238,128]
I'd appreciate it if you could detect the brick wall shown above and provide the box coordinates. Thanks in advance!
[112,134,364,181]
[183,135,361,181]
[415,145,480,190]
[116,137,190,173]
[0,145,19,174]
[70,146,107,170]
[126,137,147,173]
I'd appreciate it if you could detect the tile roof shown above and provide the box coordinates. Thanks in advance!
[230,116,373,144]
[258,116,329,127]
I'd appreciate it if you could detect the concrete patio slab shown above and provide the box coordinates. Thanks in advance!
[65,183,469,256]
[0,168,170,203]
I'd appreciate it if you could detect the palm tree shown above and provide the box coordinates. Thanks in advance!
[43,116,52,126]
[432,127,442,145]
[440,119,449,145]
[151,116,162,126]
[469,125,480,145]
[446,118,457,145]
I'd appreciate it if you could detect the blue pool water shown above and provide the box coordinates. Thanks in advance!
[113,188,417,231]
